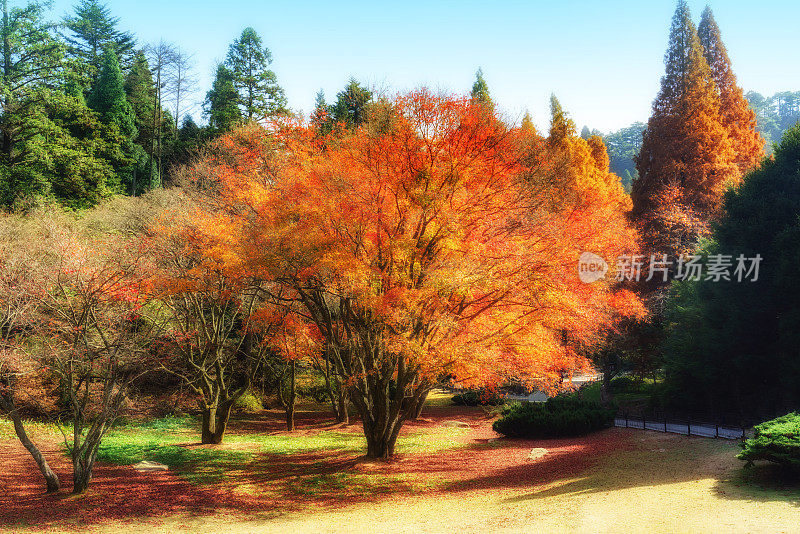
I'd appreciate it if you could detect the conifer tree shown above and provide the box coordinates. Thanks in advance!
[548,95,575,145]
[204,64,242,134]
[88,48,138,192]
[0,0,64,205]
[63,0,135,77]
[331,78,372,128]
[520,111,535,137]
[632,0,736,260]
[310,89,331,134]
[698,6,764,174]
[225,27,286,120]
[124,51,155,149]
[470,68,492,107]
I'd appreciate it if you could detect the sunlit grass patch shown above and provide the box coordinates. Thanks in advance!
[286,472,438,498]
[223,426,470,455]
[0,417,64,440]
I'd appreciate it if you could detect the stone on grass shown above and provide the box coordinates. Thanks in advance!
[133,460,169,472]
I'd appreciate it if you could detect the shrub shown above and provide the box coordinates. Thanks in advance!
[739,412,800,471]
[232,391,263,413]
[492,396,615,438]
[452,387,506,406]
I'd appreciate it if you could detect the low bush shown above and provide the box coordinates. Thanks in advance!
[492,396,615,438]
[452,388,506,406]
[739,412,800,471]
[233,391,263,413]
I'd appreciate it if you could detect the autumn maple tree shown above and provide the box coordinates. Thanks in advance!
[148,199,291,444]
[182,89,641,458]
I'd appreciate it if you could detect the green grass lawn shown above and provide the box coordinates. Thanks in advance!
[92,413,469,487]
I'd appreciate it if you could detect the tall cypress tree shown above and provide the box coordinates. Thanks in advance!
[88,48,138,193]
[698,7,764,175]
[310,89,331,134]
[123,51,158,193]
[124,51,155,148]
[632,0,736,261]
[204,64,242,134]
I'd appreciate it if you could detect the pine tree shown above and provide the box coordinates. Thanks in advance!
[520,111,535,136]
[470,68,492,107]
[63,0,135,77]
[225,27,286,120]
[204,64,242,134]
[698,7,764,175]
[632,0,736,260]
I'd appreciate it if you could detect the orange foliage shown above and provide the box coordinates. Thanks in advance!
[191,90,642,393]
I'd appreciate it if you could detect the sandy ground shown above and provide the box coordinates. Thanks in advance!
[2,408,799,534]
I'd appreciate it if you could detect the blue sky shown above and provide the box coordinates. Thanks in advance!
[46,0,800,132]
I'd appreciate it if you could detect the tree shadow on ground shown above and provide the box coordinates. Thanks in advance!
[712,463,800,506]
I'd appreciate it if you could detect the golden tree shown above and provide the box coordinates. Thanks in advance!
[632,1,737,261]
[698,6,765,175]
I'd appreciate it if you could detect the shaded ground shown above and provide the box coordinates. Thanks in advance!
[2,397,800,533]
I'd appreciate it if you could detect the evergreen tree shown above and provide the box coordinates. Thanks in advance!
[663,126,800,418]
[698,7,764,174]
[124,51,155,150]
[63,0,135,78]
[225,27,286,120]
[548,95,575,145]
[204,64,242,134]
[331,78,372,128]
[172,115,203,167]
[88,48,136,138]
[0,0,65,205]
[310,89,330,133]
[88,48,138,193]
[20,89,125,207]
[470,68,493,107]
[123,52,159,193]
[632,0,736,261]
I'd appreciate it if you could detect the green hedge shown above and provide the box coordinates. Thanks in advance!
[739,412,800,471]
[452,388,506,406]
[492,396,615,438]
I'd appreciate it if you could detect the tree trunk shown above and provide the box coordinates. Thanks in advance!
[0,395,60,492]
[600,356,616,406]
[362,415,403,460]
[200,401,234,444]
[285,360,296,431]
[71,455,94,495]
[409,389,430,420]
[335,386,349,424]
